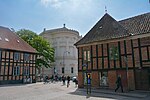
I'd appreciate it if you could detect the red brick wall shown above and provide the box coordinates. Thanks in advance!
[78,72,84,88]
[91,71,99,87]
[128,70,135,90]
[108,70,117,89]
[77,36,150,90]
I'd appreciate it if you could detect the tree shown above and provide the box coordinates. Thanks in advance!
[16,29,55,68]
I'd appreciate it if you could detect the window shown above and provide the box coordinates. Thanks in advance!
[87,51,90,61]
[24,66,29,76]
[84,51,87,61]
[13,66,20,76]
[109,46,119,60]
[99,72,108,86]
[71,67,73,73]
[14,52,20,61]
[84,72,92,85]
[83,50,90,62]
[24,53,30,61]
[62,67,64,74]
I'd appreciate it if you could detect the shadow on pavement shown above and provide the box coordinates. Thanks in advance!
[0,83,29,87]
[68,88,118,100]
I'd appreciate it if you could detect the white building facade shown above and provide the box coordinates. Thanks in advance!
[40,25,81,78]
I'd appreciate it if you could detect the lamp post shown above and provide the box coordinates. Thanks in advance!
[63,51,70,75]
[124,56,129,91]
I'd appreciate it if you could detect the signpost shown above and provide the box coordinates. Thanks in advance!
[83,63,91,95]
[87,73,91,94]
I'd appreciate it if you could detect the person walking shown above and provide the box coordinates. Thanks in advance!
[67,76,70,88]
[74,78,78,87]
[115,75,123,92]
[62,75,66,85]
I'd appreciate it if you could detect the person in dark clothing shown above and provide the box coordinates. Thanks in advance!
[62,75,66,85]
[67,76,70,87]
[74,78,78,87]
[44,75,49,84]
[115,75,123,92]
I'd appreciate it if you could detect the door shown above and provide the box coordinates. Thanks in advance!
[135,69,150,90]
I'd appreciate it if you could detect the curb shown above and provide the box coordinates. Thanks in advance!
[78,89,148,98]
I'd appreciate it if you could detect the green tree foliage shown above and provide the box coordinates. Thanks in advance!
[16,29,55,68]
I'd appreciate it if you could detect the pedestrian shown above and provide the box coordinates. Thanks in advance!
[51,75,54,83]
[67,76,70,87]
[44,75,48,84]
[62,75,66,85]
[74,78,78,87]
[115,75,123,92]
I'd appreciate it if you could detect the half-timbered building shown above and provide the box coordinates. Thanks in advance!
[75,13,150,91]
[0,26,37,84]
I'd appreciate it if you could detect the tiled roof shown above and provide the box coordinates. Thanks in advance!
[75,13,129,45]
[75,12,150,46]
[0,26,37,53]
[119,12,150,35]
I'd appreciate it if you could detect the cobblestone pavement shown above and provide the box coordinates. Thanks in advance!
[0,82,149,100]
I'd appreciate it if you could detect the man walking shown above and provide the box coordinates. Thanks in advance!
[67,76,70,87]
[115,75,123,92]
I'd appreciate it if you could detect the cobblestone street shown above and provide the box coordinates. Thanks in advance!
[0,82,149,100]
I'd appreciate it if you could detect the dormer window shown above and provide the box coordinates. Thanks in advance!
[5,38,9,42]
[99,26,103,29]
[17,40,20,43]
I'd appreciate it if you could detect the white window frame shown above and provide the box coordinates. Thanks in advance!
[83,50,91,62]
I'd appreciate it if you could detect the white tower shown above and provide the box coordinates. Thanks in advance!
[40,24,81,78]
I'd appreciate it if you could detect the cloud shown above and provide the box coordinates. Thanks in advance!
[40,0,94,10]
[40,0,63,8]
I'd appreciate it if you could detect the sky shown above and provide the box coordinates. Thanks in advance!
[0,0,150,36]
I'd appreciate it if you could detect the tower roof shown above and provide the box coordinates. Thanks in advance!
[40,24,79,35]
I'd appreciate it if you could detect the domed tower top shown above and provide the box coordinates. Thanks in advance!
[40,24,79,36]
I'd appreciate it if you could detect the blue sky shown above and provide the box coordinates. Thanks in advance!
[0,0,150,36]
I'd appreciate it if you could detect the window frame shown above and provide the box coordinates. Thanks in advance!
[83,50,91,62]
[99,71,108,86]
[24,66,29,76]
[109,46,119,60]
[13,66,20,76]
[71,67,73,73]
[24,53,30,61]
[62,67,64,74]
[14,52,20,61]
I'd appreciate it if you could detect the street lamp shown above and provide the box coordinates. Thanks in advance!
[62,51,70,75]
